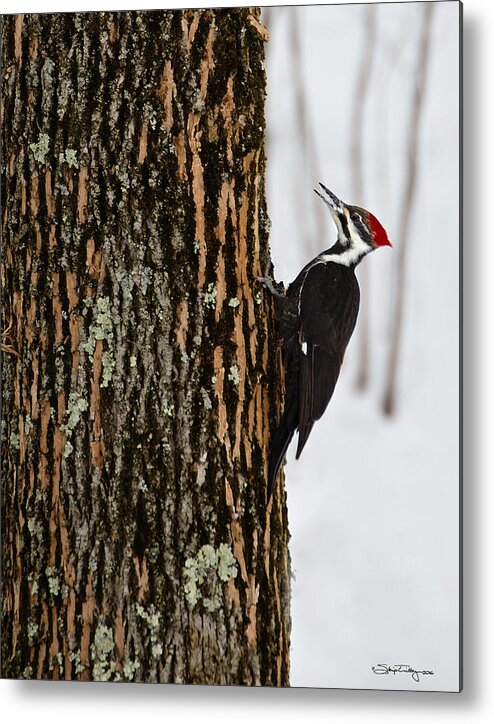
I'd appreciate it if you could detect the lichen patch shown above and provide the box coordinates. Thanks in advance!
[183,543,238,613]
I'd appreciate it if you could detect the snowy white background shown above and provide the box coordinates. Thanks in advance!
[265,1,459,691]
[3,0,494,723]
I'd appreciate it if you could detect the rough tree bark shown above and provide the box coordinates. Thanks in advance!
[1,9,291,685]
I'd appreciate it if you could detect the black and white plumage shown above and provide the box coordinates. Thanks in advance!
[259,183,391,500]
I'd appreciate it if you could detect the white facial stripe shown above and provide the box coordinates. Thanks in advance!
[347,213,363,244]
[320,210,371,266]
[319,245,368,267]
[347,211,355,234]
[332,212,345,240]
[318,218,371,266]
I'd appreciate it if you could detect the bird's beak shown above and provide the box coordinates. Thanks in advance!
[314,183,345,216]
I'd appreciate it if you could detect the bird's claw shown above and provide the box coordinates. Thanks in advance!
[255,275,285,299]
[254,258,285,298]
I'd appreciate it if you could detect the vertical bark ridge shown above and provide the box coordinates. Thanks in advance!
[1,9,290,685]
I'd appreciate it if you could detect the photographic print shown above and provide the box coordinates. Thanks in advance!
[1,1,461,691]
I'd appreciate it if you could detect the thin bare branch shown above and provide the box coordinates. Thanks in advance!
[382,3,435,415]
[290,7,327,256]
[351,5,378,391]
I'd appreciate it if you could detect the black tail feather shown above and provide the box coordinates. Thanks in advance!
[268,423,294,502]
[267,401,299,501]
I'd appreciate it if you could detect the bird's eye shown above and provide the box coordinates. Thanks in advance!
[351,212,362,224]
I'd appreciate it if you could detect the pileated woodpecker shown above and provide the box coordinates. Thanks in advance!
[259,183,392,500]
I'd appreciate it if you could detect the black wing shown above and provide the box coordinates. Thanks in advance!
[296,262,360,458]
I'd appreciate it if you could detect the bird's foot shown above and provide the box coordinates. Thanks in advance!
[255,276,286,298]
[254,259,285,299]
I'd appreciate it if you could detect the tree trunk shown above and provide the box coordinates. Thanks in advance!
[1,9,291,686]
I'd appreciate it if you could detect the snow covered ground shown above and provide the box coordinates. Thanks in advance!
[265,1,460,691]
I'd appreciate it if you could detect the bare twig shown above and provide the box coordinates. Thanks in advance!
[290,7,327,256]
[382,3,435,415]
[373,15,412,253]
[351,5,377,391]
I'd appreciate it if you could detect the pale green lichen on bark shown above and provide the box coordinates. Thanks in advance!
[45,566,61,597]
[62,392,89,457]
[29,132,50,163]
[203,283,217,308]
[82,296,115,387]
[49,652,64,674]
[228,364,241,386]
[183,544,238,612]
[28,576,39,597]
[91,623,116,681]
[9,431,19,450]
[123,659,140,680]
[59,148,78,167]
[27,620,39,645]
[68,649,85,675]
[136,604,163,659]
[27,516,43,538]
[216,544,238,582]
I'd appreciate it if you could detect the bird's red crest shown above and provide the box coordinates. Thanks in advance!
[368,212,392,247]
